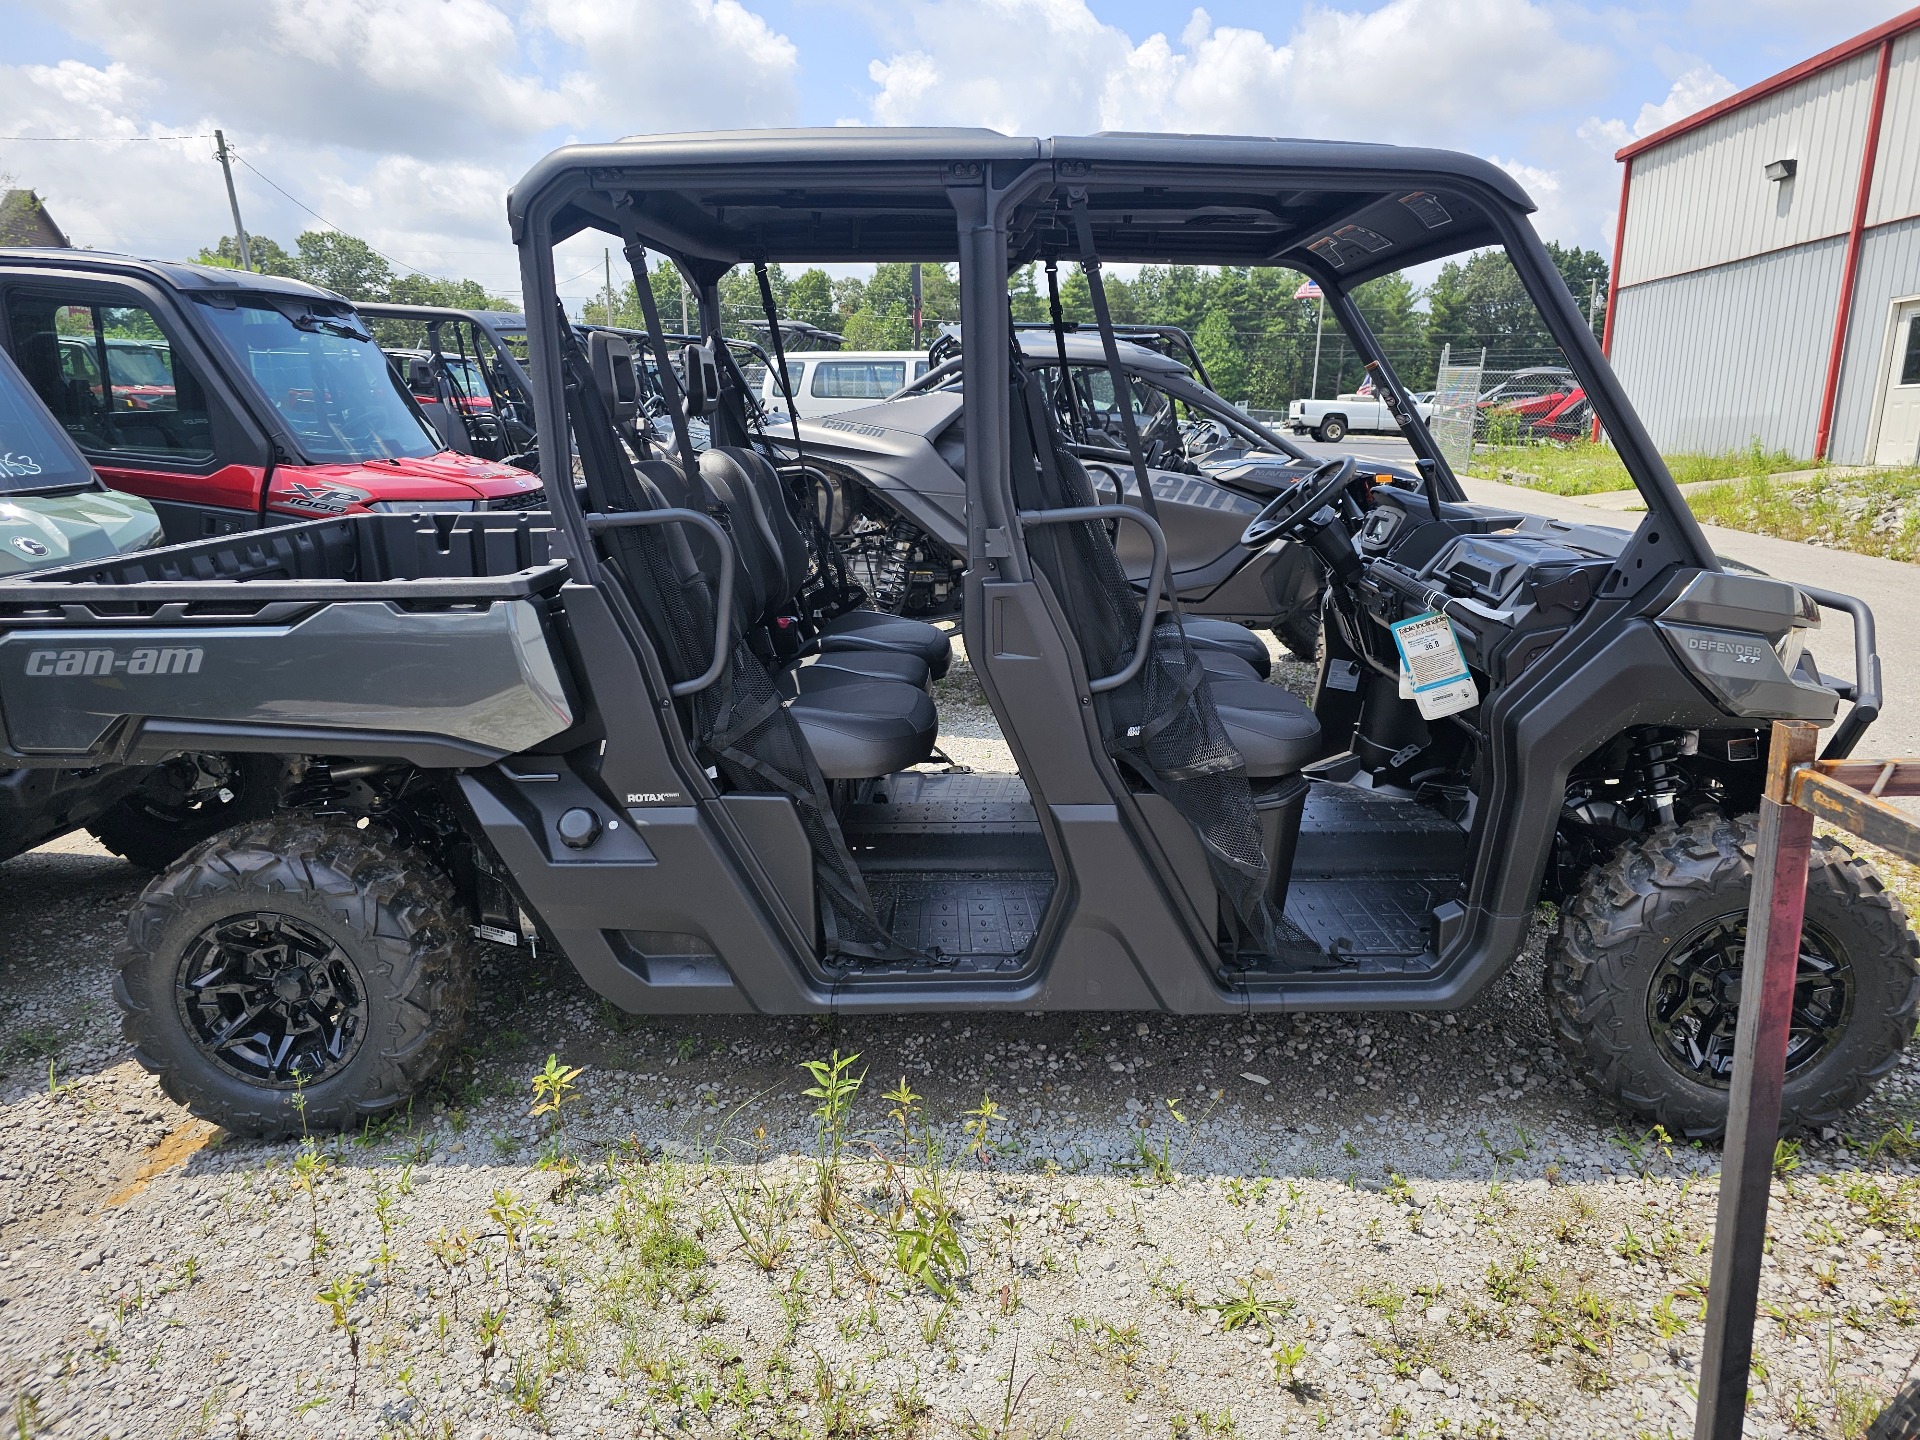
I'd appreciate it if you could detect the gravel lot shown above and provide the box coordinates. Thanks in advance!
[2,645,1918,1439]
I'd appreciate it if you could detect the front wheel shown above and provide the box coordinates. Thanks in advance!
[1545,812,1919,1139]
[1313,417,1347,444]
[115,815,476,1138]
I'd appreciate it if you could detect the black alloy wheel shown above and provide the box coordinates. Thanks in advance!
[177,911,369,1087]
[1645,915,1852,1087]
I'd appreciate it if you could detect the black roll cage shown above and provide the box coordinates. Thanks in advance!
[508,130,1714,590]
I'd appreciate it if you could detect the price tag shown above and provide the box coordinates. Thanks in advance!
[1389,610,1480,720]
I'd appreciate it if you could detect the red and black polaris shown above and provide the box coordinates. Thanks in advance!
[0,251,545,542]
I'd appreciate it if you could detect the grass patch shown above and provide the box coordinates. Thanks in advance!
[1688,467,1920,564]
[1470,438,1803,496]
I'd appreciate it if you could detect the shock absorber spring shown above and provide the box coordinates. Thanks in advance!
[1630,731,1691,828]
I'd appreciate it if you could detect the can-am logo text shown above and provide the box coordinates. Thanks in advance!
[25,646,203,677]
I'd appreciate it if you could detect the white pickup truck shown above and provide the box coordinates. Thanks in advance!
[1287,391,1432,444]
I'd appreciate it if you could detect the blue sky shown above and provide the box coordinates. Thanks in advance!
[1,0,1909,308]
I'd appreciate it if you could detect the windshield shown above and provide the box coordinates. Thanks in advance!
[0,345,93,494]
[197,297,442,463]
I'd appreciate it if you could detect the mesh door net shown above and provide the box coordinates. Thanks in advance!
[1008,366,1286,958]
[559,331,919,965]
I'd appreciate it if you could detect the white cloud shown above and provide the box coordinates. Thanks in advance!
[2,0,801,296]
[1579,64,1736,152]
[864,0,1611,143]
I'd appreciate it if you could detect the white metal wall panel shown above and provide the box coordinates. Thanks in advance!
[1610,237,1845,457]
[1827,215,1920,463]
[1620,51,1879,286]
[1867,29,1920,227]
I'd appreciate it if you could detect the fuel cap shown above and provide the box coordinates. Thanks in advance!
[556,807,602,850]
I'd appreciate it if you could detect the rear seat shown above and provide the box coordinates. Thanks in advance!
[700,447,953,680]
[628,457,937,781]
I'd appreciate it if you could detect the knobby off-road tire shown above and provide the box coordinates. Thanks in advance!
[1545,812,1920,1140]
[1869,1375,1920,1440]
[88,753,282,871]
[1275,613,1322,664]
[115,814,476,1139]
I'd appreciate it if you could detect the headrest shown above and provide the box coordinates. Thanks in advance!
[405,356,436,391]
[681,343,720,417]
[588,331,639,424]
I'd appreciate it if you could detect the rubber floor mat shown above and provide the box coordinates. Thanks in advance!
[1283,876,1454,959]
[866,872,1054,958]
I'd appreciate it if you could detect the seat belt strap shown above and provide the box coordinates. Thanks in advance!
[1044,259,1083,443]
[623,240,700,473]
[1067,192,1157,522]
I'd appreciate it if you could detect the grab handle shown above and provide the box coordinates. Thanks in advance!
[1017,504,1170,694]
[585,508,735,697]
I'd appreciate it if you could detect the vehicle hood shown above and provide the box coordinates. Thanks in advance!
[275,451,543,513]
[0,489,162,575]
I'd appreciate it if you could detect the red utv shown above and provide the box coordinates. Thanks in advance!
[0,252,544,541]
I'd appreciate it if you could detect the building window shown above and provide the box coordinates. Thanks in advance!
[1901,315,1920,388]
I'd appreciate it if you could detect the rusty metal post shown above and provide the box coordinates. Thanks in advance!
[1694,720,1820,1440]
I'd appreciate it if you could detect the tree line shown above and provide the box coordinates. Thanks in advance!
[197,232,513,312]
[197,226,1608,412]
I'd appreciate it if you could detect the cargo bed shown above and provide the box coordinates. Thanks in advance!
[0,513,577,768]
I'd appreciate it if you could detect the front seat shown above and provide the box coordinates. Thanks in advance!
[1208,680,1322,777]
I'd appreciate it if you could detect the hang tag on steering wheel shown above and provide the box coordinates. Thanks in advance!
[1390,610,1480,720]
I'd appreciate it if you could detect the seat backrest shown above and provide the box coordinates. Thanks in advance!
[699,447,799,623]
[727,446,815,597]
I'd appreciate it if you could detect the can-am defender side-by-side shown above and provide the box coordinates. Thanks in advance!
[0,252,547,542]
[0,341,279,867]
[358,303,540,469]
[788,326,1414,656]
[2,131,1910,1141]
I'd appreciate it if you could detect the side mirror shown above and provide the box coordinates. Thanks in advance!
[588,331,639,425]
[406,356,436,392]
[682,344,720,417]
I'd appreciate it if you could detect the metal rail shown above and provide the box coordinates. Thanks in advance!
[1017,504,1170,694]
[584,508,735,697]
[1695,720,1920,1440]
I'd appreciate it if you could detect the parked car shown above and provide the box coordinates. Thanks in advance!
[0,340,277,867]
[0,252,546,542]
[1287,389,1432,443]
[756,350,933,419]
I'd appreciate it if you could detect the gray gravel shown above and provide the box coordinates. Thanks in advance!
[2,652,1918,1439]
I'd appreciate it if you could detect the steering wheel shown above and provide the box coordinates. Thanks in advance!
[1239,456,1357,549]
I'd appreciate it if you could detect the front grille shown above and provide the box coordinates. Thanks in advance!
[488,488,548,512]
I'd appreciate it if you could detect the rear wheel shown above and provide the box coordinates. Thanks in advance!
[1545,813,1919,1139]
[1314,416,1347,444]
[115,815,475,1138]
[89,754,282,871]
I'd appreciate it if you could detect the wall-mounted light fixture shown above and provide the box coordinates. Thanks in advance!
[1765,158,1797,182]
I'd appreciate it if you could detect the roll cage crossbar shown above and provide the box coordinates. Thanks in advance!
[508,129,1715,582]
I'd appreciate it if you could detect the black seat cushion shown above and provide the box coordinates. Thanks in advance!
[792,650,930,692]
[1208,680,1322,777]
[820,610,953,680]
[1177,617,1272,680]
[787,682,938,780]
[1197,649,1262,683]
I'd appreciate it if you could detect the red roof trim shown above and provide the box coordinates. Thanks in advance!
[1615,4,1920,161]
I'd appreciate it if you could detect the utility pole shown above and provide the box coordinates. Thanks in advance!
[1309,293,1324,399]
[1588,276,1601,337]
[680,279,690,335]
[910,262,923,351]
[604,248,613,323]
[213,130,254,272]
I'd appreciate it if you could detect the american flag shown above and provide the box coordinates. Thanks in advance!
[1293,280,1322,300]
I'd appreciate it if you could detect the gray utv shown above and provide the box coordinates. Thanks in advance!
[0,131,1909,1144]
[789,326,1407,657]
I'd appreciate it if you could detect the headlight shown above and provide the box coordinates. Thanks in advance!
[369,500,477,514]
[1774,627,1807,675]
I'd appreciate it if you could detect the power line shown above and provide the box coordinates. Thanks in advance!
[0,133,214,142]
[231,153,436,281]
